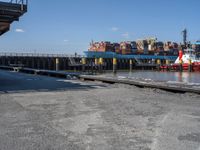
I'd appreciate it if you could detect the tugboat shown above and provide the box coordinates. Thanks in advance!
[161,49,200,71]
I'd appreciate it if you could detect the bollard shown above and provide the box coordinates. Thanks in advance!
[82,57,86,72]
[129,59,133,72]
[179,59,183,72]
[113,58,117,74]
[56,58,59,71]
[188,59,192,72]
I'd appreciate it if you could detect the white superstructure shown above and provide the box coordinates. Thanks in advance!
[174,49,200,64]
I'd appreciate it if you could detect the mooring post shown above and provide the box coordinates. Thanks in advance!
[113,58,117,74]
[129,59,133,72]
[188,59,192,72]
[179,59,183,72]
[56,58,59,71]
[82,57,86,72]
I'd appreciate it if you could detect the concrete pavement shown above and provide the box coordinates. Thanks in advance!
[0,70,200,150]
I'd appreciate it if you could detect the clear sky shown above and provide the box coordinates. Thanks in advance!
[0,0,200,54]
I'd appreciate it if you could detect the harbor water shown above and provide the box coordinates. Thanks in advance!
[105,71,200,84]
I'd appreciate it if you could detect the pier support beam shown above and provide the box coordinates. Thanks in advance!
[48,58,52,70]
[25,59,29,68]
[166,60,170,71]
[188,59,192,72]
[56,58,59,71]
[113,58,117,74]
[2,57,6,66]
[43,59,46,70]
[37,58,40,69]
[31,58,35,69]
[129,59,133,72]
[179,59,183,72]
[99,58,103,73]
[95,58,98,73]
[156,59,161,71]
[82,57,86,72]
[63,58,67,70]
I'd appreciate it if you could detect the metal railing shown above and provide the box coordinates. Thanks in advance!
[10,0,28,5]
[0,52,84,58]
[9,0,28,11]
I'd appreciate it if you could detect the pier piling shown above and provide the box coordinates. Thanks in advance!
[129,59,133,72]
[56,58,59,71]
[166,60,170,71]
[99,58,103,73]
[188,59,192,72]
[113,58,117,74]
[82,57,86,72]
[179,59,183,72]
[156,59,161,71]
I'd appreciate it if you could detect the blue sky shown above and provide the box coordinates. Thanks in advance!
[0,0,200,54]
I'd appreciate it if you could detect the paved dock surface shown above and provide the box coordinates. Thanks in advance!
[1,70,200,150]
[0,70,95,93]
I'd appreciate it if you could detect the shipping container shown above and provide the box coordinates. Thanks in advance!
[120,42,132,55]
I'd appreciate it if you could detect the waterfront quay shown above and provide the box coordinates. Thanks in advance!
[1,69,200,150]
[0,52,177,71]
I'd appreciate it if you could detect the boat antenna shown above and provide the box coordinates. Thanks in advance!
[182,28,187,48]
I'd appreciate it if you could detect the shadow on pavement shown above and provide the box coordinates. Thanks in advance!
[0,70,106,94]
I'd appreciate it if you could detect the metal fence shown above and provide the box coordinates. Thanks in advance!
[0,52,84,58]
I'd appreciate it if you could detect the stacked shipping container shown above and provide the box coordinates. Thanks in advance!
[89,40,200,56]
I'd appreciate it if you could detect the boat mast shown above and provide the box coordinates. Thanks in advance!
[182,29,187,49]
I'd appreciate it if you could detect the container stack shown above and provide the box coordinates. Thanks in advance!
[120,42,132,55]
[136,40,148,54]
[113,43,121,54]
[88,39,182,56]
[89,41,114,52]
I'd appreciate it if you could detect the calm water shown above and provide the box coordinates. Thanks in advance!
[106,71,200,84]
